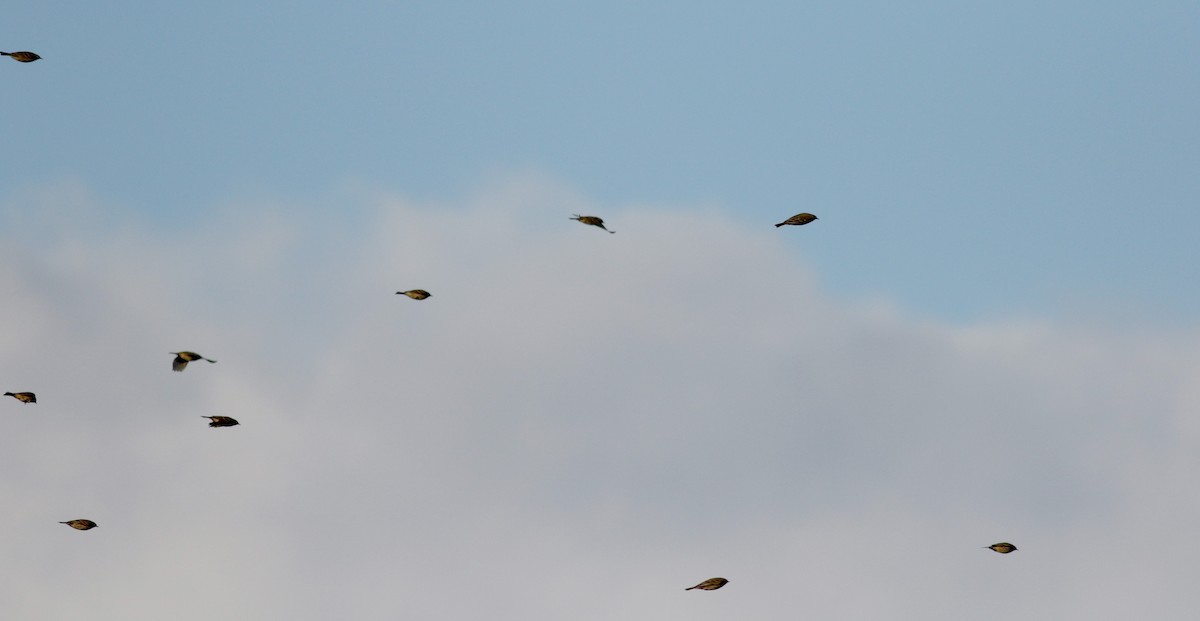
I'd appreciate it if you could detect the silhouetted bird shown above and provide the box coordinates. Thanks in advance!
[775,213,818,227]
[571,214,615,233]
[396,290,431,300]
[203,416,240,428]
[1,51,41,63]
[986,542,1018,554]
[60,519,97,530]
[4,391,36,404]
[171,351,216,372]
[686,577,729,591]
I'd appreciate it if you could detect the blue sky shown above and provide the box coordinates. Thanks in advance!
[5,0,1199,320]
[3,2,1200,620]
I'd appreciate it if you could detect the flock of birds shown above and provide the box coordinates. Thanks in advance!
[2,43,234,528]
[8,47,1019,598]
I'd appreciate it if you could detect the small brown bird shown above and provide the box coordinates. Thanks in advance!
[775,212,818,227]
[571,214,615,233]
[396,290,431,300]
[171,351,217,372]
[986,542,1018,554]
[1,51,41,63]
[203,416,240,428]
[4,391,36,404]
[60,519,97,530]
[686,577,729,591]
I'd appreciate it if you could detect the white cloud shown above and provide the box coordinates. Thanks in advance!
[2,175,1200,620]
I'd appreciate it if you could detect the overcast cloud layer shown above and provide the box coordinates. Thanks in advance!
[2,178,1200,620]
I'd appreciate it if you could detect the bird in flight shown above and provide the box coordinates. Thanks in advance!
[171,351,217,372]
[775,212,818,228]
[986,542,1018,554]
[202,416,240,428]
[571,214,615,233]
[1,51,41,63]
[685,577,729,591]
[60,519,98,530]
[396,289,432,300]
[4,391,36,404]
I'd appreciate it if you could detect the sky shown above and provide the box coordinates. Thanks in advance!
[2,1,1200,619]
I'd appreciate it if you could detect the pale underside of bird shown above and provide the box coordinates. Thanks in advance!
[61,519,97,530]
[396,289,431,300]
[1,51,41,62]
[203,416,240,428]
[686,577,729,591]
[571,214,615,233]
[775,212,818,227]
[171,351,217,372]
[986,542,1018,554]
[4,391,36,404]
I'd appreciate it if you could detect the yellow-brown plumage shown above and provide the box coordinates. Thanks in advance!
[685,577,729,591]
[570,214,614,233]
[1,51,41,63]
[171,351,217,372]
[4,391,36,404]
[775,212,818,227]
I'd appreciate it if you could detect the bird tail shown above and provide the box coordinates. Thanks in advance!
[774,222,785,227]
[205,359,217,363]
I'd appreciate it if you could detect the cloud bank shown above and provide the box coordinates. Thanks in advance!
[1,175,1199,620]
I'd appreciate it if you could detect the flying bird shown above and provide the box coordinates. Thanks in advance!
[396,290,431,300]
[570,214,615,233]
[60,519,97,530]
[202,416,240,428]
[1,51,41,63]
[4,391,36,404]
[685,577,729,591]
[775,212,818,227]
[986,542,1018,554]
[171,351,217,372]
